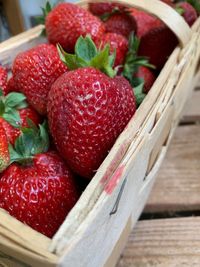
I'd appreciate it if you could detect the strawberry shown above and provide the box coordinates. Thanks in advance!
[0,123,9,173]
[7,77,19,94]
[176,2,198,26]
[0,66,8,95]
[130,8,178,69]
[104,12,136,38]
[122,33,156,106]
[0,90,41,145]
[98,33,128,67]
[89,2,126,17]
[44,2,105,52]
[0,122,79,237]
[134,66,156,94]
[12,43,67,115]
[48,36,136,179]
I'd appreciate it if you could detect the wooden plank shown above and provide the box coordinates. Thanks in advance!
[145,125,200,213]
[117,217,200,267]
[181,90,200,123]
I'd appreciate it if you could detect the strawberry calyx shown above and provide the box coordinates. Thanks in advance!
[57,35,117,78]
[9,120,49,166]
[175,6,185,15]
[37,1,52,25]
[0,89,28,128]
[122,33,155,106]
[100,7,122,21]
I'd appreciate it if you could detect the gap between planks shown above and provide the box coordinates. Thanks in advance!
[117,217,200,267]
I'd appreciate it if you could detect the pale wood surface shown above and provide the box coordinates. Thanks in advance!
[117,217,200,267]
[116,83,200,266]
[182,90,200,123]
[145,124,200,213]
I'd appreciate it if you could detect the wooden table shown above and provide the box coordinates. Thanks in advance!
[116,83,200,267]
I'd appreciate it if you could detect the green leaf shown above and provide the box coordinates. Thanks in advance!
[10,120,50,166]
[0,99,5,115]
[57,44,80,70]
[134,81,146,107]
[57,36,116,78]
[100,7,121,22]
[109,49,116,68]
[122,33,155,85]
[9,143,23,164]
[5,92,27,108]
[31,121,49,155]
[91,45,116,78]
[2,108,21,128]
[0,88,4,97]
[175,6,185,15]
[75,35,98,62]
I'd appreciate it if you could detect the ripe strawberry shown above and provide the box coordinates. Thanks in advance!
[0,66,8,95]
[12,44,67,115]
[89,2,126,16]
[122,33,156,106]
[44,2,105,52]
[130,8,178,69]
[105,12,136,38]
[7,77,20,94]
[130,8,161,38]
[0,123,9,173]
[98,33,128,67]
[134,66,156,93]
[176,2,198,26]
[48,36,136,179]
[0,90,41,145]
[0,122,79,238]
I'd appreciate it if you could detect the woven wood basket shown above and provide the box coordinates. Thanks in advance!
[0,0,200,266]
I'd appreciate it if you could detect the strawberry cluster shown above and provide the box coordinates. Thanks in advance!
[0,0,198,238]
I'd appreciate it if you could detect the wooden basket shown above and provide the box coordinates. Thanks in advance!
[0,0,200,266]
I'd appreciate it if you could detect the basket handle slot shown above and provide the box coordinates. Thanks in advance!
[77,0,192,47]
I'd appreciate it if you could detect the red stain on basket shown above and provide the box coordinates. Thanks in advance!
[100,143,127,186]
[104,165,125,194]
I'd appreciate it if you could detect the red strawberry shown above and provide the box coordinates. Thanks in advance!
[7,77,20,94]
[0,123,79,238]
[176,2,198,26]
[89,2,126,16]
[48,36,136,179]
[122,33,156,106]
[105,12,136,38]
[99,33,128,67]
[12,44,67,115]
[0,91,41,145]
[0,66,8,95]
[130,8,161,38]
[0,107,41,145]
[45,2,105,52]
[0,123,9,172]
[134,66,156,93]
[130,8,178,69]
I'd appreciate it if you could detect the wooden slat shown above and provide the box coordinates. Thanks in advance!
[181,90,200,123]
[117,217,200,267]
[144,124,200,213]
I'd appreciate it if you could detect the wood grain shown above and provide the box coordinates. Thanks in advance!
[144,125,200,213]
[182,90,200,123]
[117,217,200,267]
